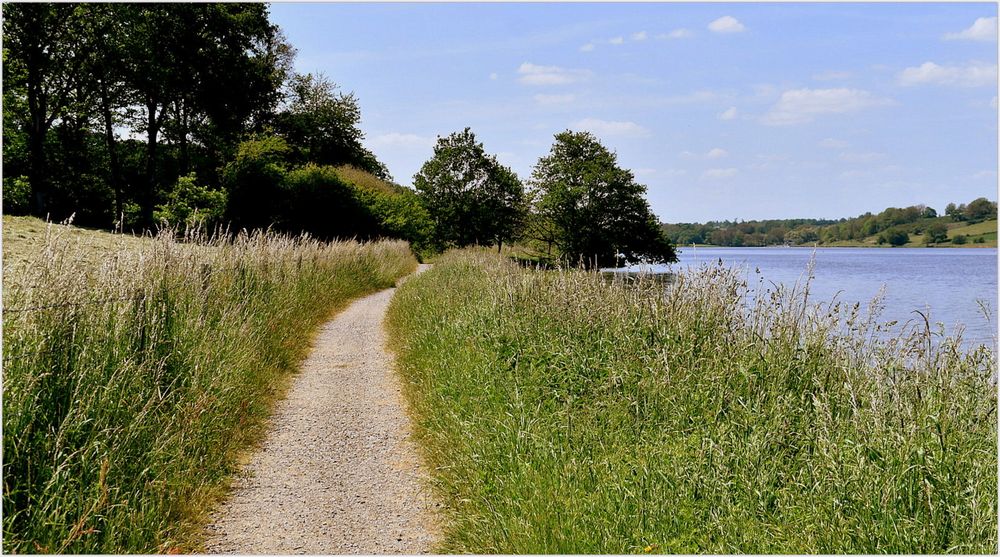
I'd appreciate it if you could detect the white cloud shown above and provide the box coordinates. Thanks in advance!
[662,169,687,177]
[701,168,739,180]
[944,17,997,41]
[839,152,886,163]
[708,16,745,33]
[662,28,694,39]
[761,88,894,125]
[819,138,849,149]
[813,70,852,81]
[973,169,998,179]
[489,72,499,80]
[534,93,575,105]
[573,117,649,137]
[517,62,593,86]
[718,106,738,120]
[580,43,595,52]
[370,132,435,149]
[609,36,625,45]
[683,147,729,160]
[632,31,648,41]
[897,61,997,87]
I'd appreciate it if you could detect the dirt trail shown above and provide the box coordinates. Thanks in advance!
[204,264,437,554]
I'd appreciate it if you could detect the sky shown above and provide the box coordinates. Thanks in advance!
[269,2,998,223]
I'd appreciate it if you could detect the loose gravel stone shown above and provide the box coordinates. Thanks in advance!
[204,266,438,554]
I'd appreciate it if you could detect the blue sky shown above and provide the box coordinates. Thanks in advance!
[270,2,998,223]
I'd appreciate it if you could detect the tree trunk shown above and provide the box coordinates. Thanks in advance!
[144,100,160,229]
[100,82,124,220]
[25,34,49,216]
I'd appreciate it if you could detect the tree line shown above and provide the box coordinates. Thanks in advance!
[663,197,997,247]
[3,3,675,268]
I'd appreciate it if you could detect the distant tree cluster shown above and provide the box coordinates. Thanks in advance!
[663,198,997,247]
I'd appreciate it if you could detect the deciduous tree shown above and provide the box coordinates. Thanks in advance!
[530,131,676,268]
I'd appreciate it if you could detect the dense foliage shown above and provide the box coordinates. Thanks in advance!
[529,131,676,268]
[2,3,402,242]
[388,250,996,553]
[414,128,526,250]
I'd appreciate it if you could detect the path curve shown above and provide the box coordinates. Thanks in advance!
[204,264,437,554]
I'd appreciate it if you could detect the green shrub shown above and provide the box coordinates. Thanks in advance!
[953,234,968,245]
[154,173,227,231]
[3,175,31,215]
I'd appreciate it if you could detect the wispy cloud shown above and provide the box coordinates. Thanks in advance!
[660,28,694,39]
[489,72,499,80]
[579,43,595,52]
[701,168,739,180]
[708,16,745,33]
[609,36,625,45]
[898,61,997,87]
[632,31,648,41]
[534,93,576,105]
[944,17,997,41]
[813,70,852,81]
[518,62,593,86]
[761,88,894,125]
[369,132,435,149]
[819,138,849,149]
[718,107,738,120]
[682,147,729,160]
[573,117,649,137]
[839,151,886,163]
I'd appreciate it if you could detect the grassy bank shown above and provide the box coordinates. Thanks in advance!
[2,217,416,553]
[387,250,997,553]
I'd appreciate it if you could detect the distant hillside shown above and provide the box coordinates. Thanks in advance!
[663,198,997,248]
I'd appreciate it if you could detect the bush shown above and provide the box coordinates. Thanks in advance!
[222,135,290,232]
[283,164,378,241]
[2,175,31,215]
[154,173,227,232]
[953,234,968,245]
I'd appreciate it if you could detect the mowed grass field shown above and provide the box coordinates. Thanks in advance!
[387,250,997,554]
[2,216,416,553]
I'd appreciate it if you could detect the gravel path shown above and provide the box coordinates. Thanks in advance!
[204,265,438,554]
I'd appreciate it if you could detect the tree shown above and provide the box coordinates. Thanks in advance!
[414,128,526,250]
[924,221,948,244]
[119,3,285,228]
[952,234,968,245]
[530,131,676,268]
[878,229,909,246]
[275,73,389,179]
[3,4,96,215]
[963,197,997,223]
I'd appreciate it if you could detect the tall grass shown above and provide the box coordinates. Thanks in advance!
[2,222,416,553]
[387,250,997,554]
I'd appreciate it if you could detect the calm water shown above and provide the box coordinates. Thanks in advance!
[621,247,998,347]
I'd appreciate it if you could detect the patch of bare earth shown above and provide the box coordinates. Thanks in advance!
[204,265,438,554]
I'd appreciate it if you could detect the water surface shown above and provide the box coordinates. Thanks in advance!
[621,247,998,347]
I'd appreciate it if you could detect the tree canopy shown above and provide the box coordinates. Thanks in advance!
[530,131,676,268]
[413,128,526,250]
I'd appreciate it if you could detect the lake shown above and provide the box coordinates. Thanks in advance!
[619,247,998,348]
